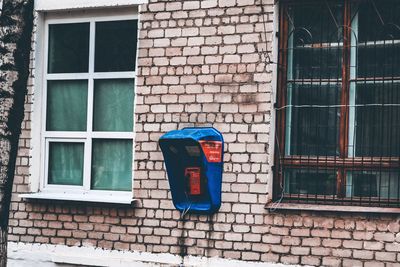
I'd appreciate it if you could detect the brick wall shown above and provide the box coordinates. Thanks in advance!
[8,0,400,266]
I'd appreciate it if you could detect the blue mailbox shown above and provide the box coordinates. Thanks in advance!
[159,127,224,214]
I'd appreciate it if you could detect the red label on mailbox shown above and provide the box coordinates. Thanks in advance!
[199,140,222,163]
[185,167,201,195]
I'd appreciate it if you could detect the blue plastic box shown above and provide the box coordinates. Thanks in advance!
[159,127,224,214]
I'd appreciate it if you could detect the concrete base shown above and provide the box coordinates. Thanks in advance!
[8,242,301,267]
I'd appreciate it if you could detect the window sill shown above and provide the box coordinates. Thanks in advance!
[19,192,136,205]
[266,202,400,214]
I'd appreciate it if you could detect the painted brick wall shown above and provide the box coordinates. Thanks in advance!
[8,0,400,266]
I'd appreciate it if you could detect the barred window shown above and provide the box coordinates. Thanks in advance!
[275,0,400,207]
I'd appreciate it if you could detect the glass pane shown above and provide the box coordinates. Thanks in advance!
[46,80,88,131]
[288,3,343,45]
[353,82,400,157]
[346,170,400,199]
[48,23,89,73]
[356,1,400,78]
[48,142,84,186]
[93,79,134,132]
[284,169,337,196]
[357,1,400,43]
[287,2,343,80]
[291,47,342,80]
[358,43,400,78]
[95,20,138,72]
[286,83,341,156]
[91,139,132,191]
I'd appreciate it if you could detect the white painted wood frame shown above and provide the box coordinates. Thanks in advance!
[23,8,139,204]
[35,0,148,12]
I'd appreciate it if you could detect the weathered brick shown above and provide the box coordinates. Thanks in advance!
[353,231,374,240]
[241,252,260,261]
[343,240,362,249]
[225,233,242,241]
[183,1,200,10]
[374,232,395,242]
[364,262,385,267]
[375,251,396,262]
[291,228,310,237]
[269,227,289,236]
[332,248,352,258]
[322,257,341,267]
[282,236,301,246]
[342,259,363,267]
[322,239,342,248]
[148,2,165,12]
[386,243,400,252]
[280,255,300,265]
[364,241,384,250]
[263,234,282,244]
[331,230,351,239]
[301,256,321,266]
[312,247,331,256]
[270,245,290,254]
[302,237,321,247]
[353,249,374,259]
[291,247,310,256]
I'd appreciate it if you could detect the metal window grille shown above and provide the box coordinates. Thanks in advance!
[275,0,400,207]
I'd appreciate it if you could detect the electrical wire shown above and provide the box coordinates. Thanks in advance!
[258,0,279,66]
[258,0,286,211]
[178,191,192,267]
[180,202,192,219]
[276,103,400,111]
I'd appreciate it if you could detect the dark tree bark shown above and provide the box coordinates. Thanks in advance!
[0,0,33,266]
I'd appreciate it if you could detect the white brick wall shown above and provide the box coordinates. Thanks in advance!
[9,1,400,266]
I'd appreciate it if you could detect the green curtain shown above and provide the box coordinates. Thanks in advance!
[48,142,84,185]
[93,79,134,132]
[91,139,132,191]
[46,80,88,131]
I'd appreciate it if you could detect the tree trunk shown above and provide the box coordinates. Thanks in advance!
[0,1,33,266]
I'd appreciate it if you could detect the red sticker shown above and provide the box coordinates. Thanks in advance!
[199,140,222,163]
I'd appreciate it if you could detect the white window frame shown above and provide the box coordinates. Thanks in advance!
[35,0,148,12]
[22,8,139,204]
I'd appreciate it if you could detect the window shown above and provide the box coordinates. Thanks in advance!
[275,0,400,207]
[32,11,138,202]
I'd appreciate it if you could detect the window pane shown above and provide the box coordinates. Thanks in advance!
[284,169,337,196]
[346,171,400,200]
[48,23,89,73]
[93,79,134,132]
[286,83,341,156]
[358,43,400,78]
[291,47,342,80]
[357,1,400,43]
[287,2,343,80]
[356,1,400,78]
[95,20,138,72]
[46,80,88,131]
[353,82,400,157]
[288,3,343,45]
[91,139,132,191]
[48,142,84,186]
